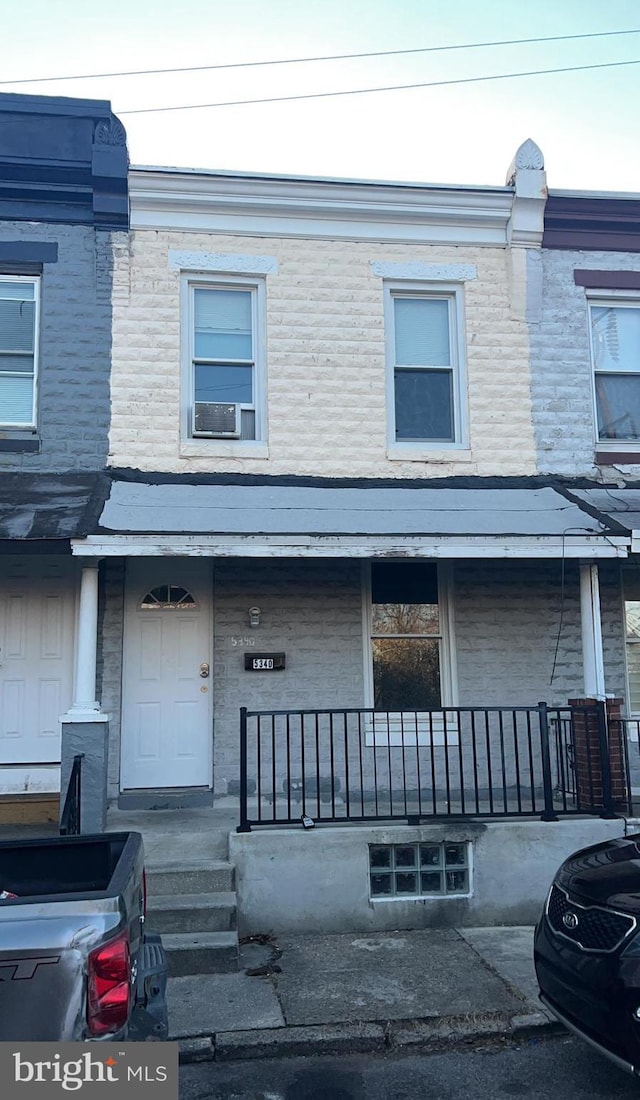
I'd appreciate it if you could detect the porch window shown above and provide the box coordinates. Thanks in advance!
[366,561,456,745]
[371,561,441,709]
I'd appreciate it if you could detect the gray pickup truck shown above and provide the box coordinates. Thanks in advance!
[0,831,168,1042]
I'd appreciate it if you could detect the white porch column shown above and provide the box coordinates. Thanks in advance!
[579,562,606,700]
[70,563,101,714]
[60,561,110,832]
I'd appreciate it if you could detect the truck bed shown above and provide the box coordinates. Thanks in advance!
[0,832,136,899]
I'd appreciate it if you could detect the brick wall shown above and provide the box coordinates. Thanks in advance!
[454,559,626,707]
[531,249,640,478]
[0,222,127,472]
[211,558,365,791]
[109,231,537,478]
[99,559,125,799]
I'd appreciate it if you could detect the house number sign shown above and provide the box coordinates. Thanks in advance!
[244,652,286,671]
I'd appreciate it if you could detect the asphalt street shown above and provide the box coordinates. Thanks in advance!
[179,1035,639,1099]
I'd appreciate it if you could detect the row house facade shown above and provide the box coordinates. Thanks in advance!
[0,93,128,824]
[76,141,638,826]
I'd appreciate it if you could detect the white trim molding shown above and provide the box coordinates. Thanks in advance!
[71,534,630,559]
[371,262,477,281]
[130,168,515,246]
[169,250,278,275]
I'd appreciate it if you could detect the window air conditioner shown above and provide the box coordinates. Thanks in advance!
[193,402,241,438]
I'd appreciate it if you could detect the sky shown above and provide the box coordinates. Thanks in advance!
[2,0,640,192]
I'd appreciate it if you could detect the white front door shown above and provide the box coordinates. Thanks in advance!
[0,557,75,793]
[120,560,213,790]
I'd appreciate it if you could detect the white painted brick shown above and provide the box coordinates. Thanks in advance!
[110,231,538,477]
[532,250,640,477]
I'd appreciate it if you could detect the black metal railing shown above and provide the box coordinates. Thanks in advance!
[237,702,631,831]
[59,754,83,836]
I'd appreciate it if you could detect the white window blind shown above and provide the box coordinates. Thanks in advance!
[394,297,450,366]
[194,288,252,361]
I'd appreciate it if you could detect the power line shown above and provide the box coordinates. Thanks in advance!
[0,28,639,86]
[119,57,640,116]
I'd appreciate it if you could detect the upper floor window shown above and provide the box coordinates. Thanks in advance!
[385,284,466,447]
[186,279,264,442]
[0,276,39,428]
[590,299,640,442]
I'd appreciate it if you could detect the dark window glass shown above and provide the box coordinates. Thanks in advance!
[595,374,640,440]
[395,368,453,441]
[421,872,442,893]
[396,872,417,894]
[370,874,393,896]
[371,562,438,605]
[446,870,468,893]
[420,845,442,868]
[195,363,253,405]
[395,846,417,868]
[373,638,441,710]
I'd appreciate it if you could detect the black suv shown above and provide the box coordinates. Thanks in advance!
[534,833,640,1076]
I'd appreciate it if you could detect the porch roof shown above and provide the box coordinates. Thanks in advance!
[71,476,631,558]
[0,472,109,543]
[573,489,640,554]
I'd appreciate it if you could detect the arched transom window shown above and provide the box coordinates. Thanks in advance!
[140,585,198,610]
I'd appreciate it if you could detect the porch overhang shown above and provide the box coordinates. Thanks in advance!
[0,472,110,545]
[570,489,640,558]
[69,477,632,559]
[72,532,628,558]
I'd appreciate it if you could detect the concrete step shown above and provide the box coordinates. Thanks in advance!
[146,861,235,896]
[162,931,239,976]
[142,831,230,863]
[147,892,237,934]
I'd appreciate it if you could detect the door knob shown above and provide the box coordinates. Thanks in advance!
[200,663,210,678]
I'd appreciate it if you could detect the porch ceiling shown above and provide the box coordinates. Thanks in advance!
[70,477,631,558]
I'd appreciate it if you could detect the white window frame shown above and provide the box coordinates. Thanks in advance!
[181,274,267,444]
[622,567,640,737]
[361,560,458,746]
[587,290,640,452]
[0,274,40,429]
[383,281,468,452]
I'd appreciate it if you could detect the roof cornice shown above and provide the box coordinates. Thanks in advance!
[129,167,515,246]
[543,193,640,252]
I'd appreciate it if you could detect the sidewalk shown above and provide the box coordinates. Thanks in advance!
[168,926,560,1063]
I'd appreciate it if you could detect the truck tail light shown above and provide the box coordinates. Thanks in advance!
[87,931,131,1036]
[142,869,147,918]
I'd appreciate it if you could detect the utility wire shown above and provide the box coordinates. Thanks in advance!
[0,28,639,86]
[119,57,640,115]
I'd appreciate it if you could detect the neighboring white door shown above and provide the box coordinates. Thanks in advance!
[120,560,213,790]
[0,557,75,793]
